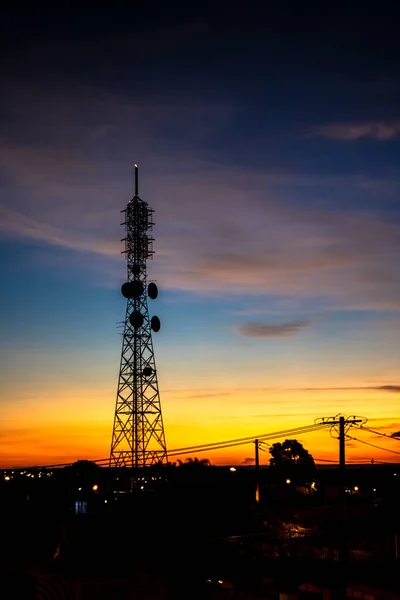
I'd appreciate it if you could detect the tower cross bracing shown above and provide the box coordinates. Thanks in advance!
[110,165,167,467]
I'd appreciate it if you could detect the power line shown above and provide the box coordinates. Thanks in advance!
[13,419,398,471]
[354,423,400,442]
[4,422,332,470]
[346,434,400,456]
[167,424,331,457]
[313,457,339,463]
[168,422,332,454]
[168,440,254,457]
[168,424,331,456]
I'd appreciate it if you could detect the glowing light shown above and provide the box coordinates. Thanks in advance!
[354,486,359,492]
[229,467,236,472]
[286,479,291,484]
[92,484,99,491]
[78,487,82,491]
[4,476,10,481]
[373,488,377,492]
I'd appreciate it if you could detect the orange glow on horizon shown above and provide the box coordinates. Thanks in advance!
[1,384,400,469]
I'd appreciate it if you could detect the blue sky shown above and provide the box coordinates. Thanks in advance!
[1,3,400,465]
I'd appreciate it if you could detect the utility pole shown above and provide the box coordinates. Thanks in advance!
[316,415,364,598]
[255,439,260,503]
[255,439,260,471]
[339,416,346,551]
[339,415,347,596]
[339,416,345,471]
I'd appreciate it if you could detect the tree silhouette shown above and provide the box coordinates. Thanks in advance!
[68,460,101,488]
[176,457,211,467]
[70,459,100,474]
[269,439,315,485]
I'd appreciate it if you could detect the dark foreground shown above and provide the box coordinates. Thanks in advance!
[1,464,400,599]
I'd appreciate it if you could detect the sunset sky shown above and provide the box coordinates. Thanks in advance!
[1,4,400,468]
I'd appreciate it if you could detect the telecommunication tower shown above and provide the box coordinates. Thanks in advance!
[109,165,167,467]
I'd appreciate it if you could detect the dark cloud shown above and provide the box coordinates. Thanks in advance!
[345,442,357,448]
[310,122,400,141]
[241,457,255,465]
[189,392,232,399]
[298,385,400,393]
[237,320,311,338]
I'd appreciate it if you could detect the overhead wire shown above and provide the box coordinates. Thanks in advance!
[346,434,400,456]
[12,420,399,471]
[354,423,400,442]
[168,424,332,456]
[157,424,332,457]
[5,421,332,470]
[167,422,332,454]
[311,457,338,463]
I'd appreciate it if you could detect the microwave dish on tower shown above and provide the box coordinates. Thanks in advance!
[109,165,167,467]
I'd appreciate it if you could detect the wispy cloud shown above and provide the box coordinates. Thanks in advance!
[0,205,120,256]
[311,122,400,141]
[237,320,311,338]
[188,392,233,399]
[376,385,400,393]
[0,82,400,313]
[296,385,400,393]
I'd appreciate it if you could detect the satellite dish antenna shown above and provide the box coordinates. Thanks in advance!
[151,316,161,332]
[129,311,144,328]
[148,282,158,300]
[143,367,153,377]
[121,281,144,299]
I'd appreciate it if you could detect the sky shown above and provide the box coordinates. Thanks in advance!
[1,3,400,468]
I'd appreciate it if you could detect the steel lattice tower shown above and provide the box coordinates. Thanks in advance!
[110,165,167,467]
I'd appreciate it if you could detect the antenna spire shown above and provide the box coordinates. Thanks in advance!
[134,164,138,197]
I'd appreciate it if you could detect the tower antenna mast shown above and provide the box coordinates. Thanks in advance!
[110,165,167,467]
